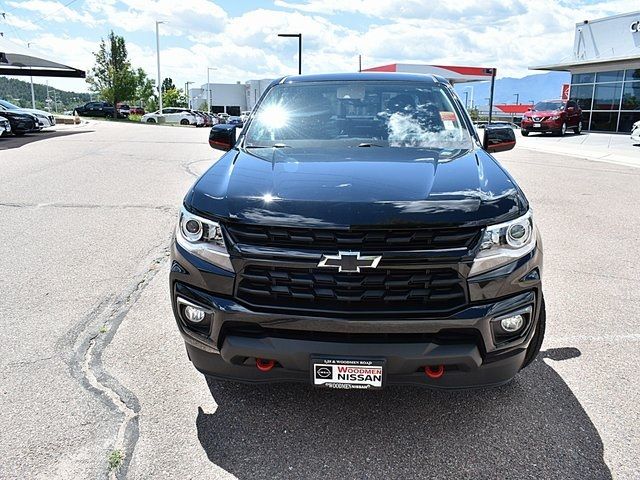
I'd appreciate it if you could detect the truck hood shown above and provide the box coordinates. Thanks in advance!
[188,147,527,228]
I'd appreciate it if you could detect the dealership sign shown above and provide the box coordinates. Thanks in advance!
[631,20,640,33]
[562,83,570,100]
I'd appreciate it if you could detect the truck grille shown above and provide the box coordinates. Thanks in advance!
[237,265,466,314]
[225,224,480,252]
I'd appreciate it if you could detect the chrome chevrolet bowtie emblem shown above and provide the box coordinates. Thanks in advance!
[317,251,382,273]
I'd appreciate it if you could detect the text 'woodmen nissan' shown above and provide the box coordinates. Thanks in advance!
[170,73,544,390]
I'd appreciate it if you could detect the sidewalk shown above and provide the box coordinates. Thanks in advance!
[516,131,640,168]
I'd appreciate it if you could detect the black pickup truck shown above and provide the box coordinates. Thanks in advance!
[170,73,544,390]
[73,101,117,117]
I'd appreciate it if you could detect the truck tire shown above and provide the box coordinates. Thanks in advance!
[521,297,546,369]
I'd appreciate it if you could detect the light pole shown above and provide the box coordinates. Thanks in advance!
[185,81,193,109]
[206,67,217,114]
[155,21,165,114]
[27,42,36,109]
[514,93,520,105]
[464,91,469,109]
[462,85,474,109]
[277,33,302,75]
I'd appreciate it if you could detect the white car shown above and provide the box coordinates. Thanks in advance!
[141,108,196,125]
[240,110,251,123]
[631,120,640,143]
[0,115,11,136]
[0,99,55,129]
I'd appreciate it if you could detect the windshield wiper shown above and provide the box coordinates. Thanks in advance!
[357,142,385,147]
[245,143,291,149]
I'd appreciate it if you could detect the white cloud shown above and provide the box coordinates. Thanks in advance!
[84,0,227,35]
[6,0,97,25]
[3,0,635,93]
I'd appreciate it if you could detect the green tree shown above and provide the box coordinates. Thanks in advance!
[86,31,137,118]
[161,77,176,93]
[134,68,155,108]
[162,88,186,108]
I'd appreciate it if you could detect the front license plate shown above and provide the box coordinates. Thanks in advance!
[533,123,541,128]
[312,357,384,389]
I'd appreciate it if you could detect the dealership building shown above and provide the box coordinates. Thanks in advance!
[532,11,640,132]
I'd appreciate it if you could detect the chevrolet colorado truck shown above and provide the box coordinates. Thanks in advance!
[170,73,544,390]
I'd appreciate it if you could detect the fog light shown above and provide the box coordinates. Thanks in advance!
[184,305,205,323]
[500,314,524,333]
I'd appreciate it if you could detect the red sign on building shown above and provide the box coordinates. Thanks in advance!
[561,83,570,100]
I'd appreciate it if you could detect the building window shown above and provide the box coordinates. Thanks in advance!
[590,111,619,132]
[593,83,623,110]
[625,69,640,81]
[572,72,595,84]
[619,112,640,133]
[569,84,594,110]
[595,70,624,83]
[226,106,241,116]
[621,82,640,110]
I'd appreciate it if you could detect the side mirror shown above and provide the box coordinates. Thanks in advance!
[483,124,516,153]
[209,124,237,151]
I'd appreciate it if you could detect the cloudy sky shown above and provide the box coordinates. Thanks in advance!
[0,0,634,92]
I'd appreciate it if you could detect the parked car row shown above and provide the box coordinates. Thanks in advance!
[140,108,244,127]
[0,98,56,136]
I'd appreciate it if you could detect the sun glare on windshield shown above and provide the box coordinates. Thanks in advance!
[258,104,290,129]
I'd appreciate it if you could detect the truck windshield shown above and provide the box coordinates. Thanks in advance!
[243,81,473,150]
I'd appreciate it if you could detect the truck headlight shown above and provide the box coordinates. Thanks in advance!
[470,210,536,276]
[175,207,233,271]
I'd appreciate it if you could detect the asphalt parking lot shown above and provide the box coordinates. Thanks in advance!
[1,122,638,479]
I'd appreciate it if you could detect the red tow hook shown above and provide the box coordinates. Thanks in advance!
[256,358,276,372]
[424,365,445,379]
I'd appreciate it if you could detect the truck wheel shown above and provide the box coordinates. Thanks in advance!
[573,122,582,135]
[521,297,546,369]
[521,130,529,137]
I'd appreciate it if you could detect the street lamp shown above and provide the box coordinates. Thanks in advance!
[277,33,302,75]
[27,42,36,109]
[155,21,165,114]
[514,93,520,105]
[185,81,193,109]
[207,67,217,114]
[462,86,474,109]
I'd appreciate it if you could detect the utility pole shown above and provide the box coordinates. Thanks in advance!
[27,42,36,109]
[277,33,302,75]
[358,54,362,72]
[514,93,520,105]
[488,68,497,124]
[185,81,193,109]
[155,21,165,114]
[207,67,217,114]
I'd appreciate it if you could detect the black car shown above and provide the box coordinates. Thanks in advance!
[172,73,543,390]
[73,101,117,117]
[0,106,38,136]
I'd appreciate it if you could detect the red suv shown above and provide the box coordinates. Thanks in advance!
[520,99,582,136]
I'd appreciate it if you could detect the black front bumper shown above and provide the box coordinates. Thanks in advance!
[170,240,543,389]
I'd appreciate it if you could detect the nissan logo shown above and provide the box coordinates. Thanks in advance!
[316,366,332,378]
[631,21,640,33]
